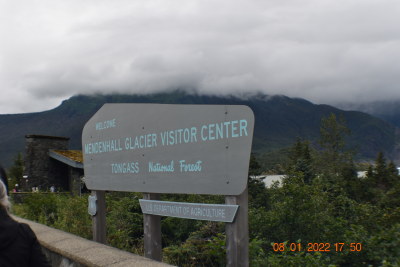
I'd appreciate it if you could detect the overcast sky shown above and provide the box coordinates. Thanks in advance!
[1,0,400,114]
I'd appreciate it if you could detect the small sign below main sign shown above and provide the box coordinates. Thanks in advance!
[88,195,97,216]
[139,199,239,223]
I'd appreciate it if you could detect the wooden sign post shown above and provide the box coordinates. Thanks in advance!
[91,190,106,244]
[143,193,162,261]
[226,187,249,267]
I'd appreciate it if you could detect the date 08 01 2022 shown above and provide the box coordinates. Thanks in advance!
[272,242,362,252]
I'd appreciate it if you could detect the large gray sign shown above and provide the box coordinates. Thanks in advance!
[82,104,254,195]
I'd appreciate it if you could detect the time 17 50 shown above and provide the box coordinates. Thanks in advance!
[272,242,362,252]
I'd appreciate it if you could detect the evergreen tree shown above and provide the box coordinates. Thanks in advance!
[316,113,356,187]
[248,153,262,176]
[8,153,24,191]
[372,152,391,191]
[387,161,399,187]
[287,139,314,184]
[248,154,268,209]
[366,165,374,178]
[369,152,398,191]
[319,113,350,156]
[362,152,400,204]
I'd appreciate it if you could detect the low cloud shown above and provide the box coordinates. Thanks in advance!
[1,0,400,113]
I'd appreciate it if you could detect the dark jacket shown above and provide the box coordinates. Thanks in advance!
[0,209,51,267]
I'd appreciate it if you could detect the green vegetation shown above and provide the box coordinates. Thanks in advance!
[10,113,400,266]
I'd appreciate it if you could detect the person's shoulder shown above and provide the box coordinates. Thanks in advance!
[17,222,52,267]
[17,222,37,242]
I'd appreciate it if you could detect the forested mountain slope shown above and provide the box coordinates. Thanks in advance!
[0,91,397,167]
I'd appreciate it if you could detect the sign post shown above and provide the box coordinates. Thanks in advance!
[143,193,162,261]
[91,190,106,244]
[226,187,249,267]
[82,104,254,265]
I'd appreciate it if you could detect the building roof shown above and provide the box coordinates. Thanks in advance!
[26,134,70,140]
[49,150,83,168]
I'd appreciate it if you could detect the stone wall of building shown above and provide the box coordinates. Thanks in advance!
[24,135,70,191]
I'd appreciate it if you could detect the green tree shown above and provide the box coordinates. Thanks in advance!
[316,113,358,193]
[318,113,351,173]
[287,139,314,184]
[375,152,388,189]
[248,153,262,176]
[387,160,399,188]
[8,153,24,191]
[319,113,350,155]
[248,154,269,209]
[366,152,398,193]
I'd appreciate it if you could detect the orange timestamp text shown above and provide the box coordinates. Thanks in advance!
[272,242,362,252]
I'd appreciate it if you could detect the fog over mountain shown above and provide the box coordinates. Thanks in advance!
[1,0,400,114]
[336,100,400,128]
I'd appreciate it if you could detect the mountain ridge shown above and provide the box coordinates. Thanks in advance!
[335,100,400,128]
[0,91,398,168]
